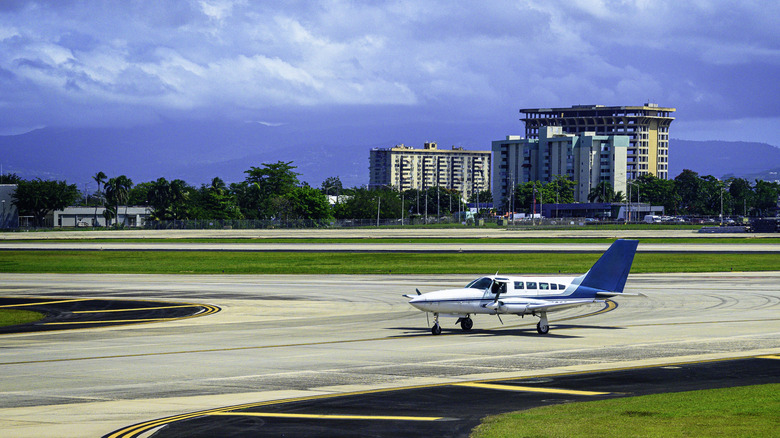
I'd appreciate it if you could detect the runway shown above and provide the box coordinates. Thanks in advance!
[0,272,778,437]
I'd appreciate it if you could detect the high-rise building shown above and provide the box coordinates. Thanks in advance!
[492,127,628,209]
[369,142,490,199]
[519,103,674,180]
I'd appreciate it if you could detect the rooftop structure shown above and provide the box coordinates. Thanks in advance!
[520,103,675,180]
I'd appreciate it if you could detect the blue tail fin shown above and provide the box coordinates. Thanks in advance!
[579,239,638,293]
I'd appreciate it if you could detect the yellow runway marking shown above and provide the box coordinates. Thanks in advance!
[72,304,201,313]
[210,412,443,421]
[454,382,609,396]
[44,318,183,325]
[0,298,90,308]
[757,355,780,360]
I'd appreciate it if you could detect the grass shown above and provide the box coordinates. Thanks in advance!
[0,251,777,274]
[0,309,44,327]
[471,384,779,438]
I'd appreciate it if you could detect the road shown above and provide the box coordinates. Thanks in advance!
[0,272,778,437]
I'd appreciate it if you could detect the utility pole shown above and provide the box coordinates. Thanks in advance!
[376,197,381,227]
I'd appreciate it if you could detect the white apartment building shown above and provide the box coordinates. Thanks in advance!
[492,127,628,210]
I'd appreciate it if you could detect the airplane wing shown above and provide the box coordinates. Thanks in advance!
[487,297,600,314]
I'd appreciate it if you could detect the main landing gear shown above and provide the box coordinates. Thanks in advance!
[536,312,549,335]
[457,316,473,332]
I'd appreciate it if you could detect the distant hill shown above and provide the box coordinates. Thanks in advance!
[2,124,779,189]
[669,139,780,179]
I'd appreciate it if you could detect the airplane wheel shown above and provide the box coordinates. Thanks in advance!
[460,317,473,331]
[431,323,442,336]
[536,321,549,335]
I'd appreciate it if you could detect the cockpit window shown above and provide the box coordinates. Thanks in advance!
[514,281,524,289]
[466,277,494,290]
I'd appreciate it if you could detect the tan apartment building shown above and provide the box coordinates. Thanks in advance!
[520,103,674,180]
[369,142,491,200]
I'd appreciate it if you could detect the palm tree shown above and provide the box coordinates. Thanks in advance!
[92,171,106,227]
[105,175,133,227]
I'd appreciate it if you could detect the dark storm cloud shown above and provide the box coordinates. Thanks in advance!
[0,0,777,141]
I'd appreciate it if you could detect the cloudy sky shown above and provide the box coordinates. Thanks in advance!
[1,1,779,184]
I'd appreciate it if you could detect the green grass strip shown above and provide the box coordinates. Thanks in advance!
[471,383,779,438]
[0,251,777,274]
[0,309,44,327]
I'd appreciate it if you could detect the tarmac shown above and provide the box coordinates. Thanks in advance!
[0,271,778,437]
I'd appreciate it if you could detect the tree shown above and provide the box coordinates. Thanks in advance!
[334,187,400,220]
[728,178,753,216]
[12,179,80,227]
[285,186,332,220]
[147,177,191,221]
[0,173,22,184]
[104,175,133,227]
[754,180,780,216]
[92,171,107,227]
[189,177,242,220]
[632,175,678,214]
[242,161,301,219]
[699,176,728,217]
[674,169,702,214]
[546,175,576,204]
[321,176,343,197]
[468,190,492,204]
[588,181,618,203]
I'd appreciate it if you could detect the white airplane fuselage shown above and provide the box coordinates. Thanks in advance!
[408,275,595,316]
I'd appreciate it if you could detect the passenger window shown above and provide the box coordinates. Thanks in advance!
[540,283,549,290]
[514,281,524,289]
[550,283,557,290]
[526,282,537,289]
[559,284,566,290]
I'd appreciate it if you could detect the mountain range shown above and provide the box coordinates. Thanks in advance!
[2,123,780,190]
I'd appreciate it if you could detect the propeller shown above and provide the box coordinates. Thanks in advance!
[488,277,507,324]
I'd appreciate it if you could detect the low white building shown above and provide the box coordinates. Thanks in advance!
[52,206,152,228]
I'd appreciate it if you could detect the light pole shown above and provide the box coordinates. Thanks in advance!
[1,199,5,229]
[720,182,724,226]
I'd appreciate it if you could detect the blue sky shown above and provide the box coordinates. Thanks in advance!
[1,1,779,185]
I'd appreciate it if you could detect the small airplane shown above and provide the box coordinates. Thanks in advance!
[405,239,641,335]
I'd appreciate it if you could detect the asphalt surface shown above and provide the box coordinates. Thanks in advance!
[0,297,219,333]
[0,273,778,437]
[113,357,778,438]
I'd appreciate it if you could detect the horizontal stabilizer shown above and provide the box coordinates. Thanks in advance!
[595,291,646,298]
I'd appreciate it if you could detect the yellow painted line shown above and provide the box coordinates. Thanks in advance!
[210,412,442,421]
[454,382,609,396]
[0,298,90,308]
[757,355,780,360]
[44,318,179,325]
[72,304,201,313]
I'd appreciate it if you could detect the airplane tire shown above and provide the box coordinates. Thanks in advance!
[431,324,442,335]
[460,318,473,331]
[536,321,549,335]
